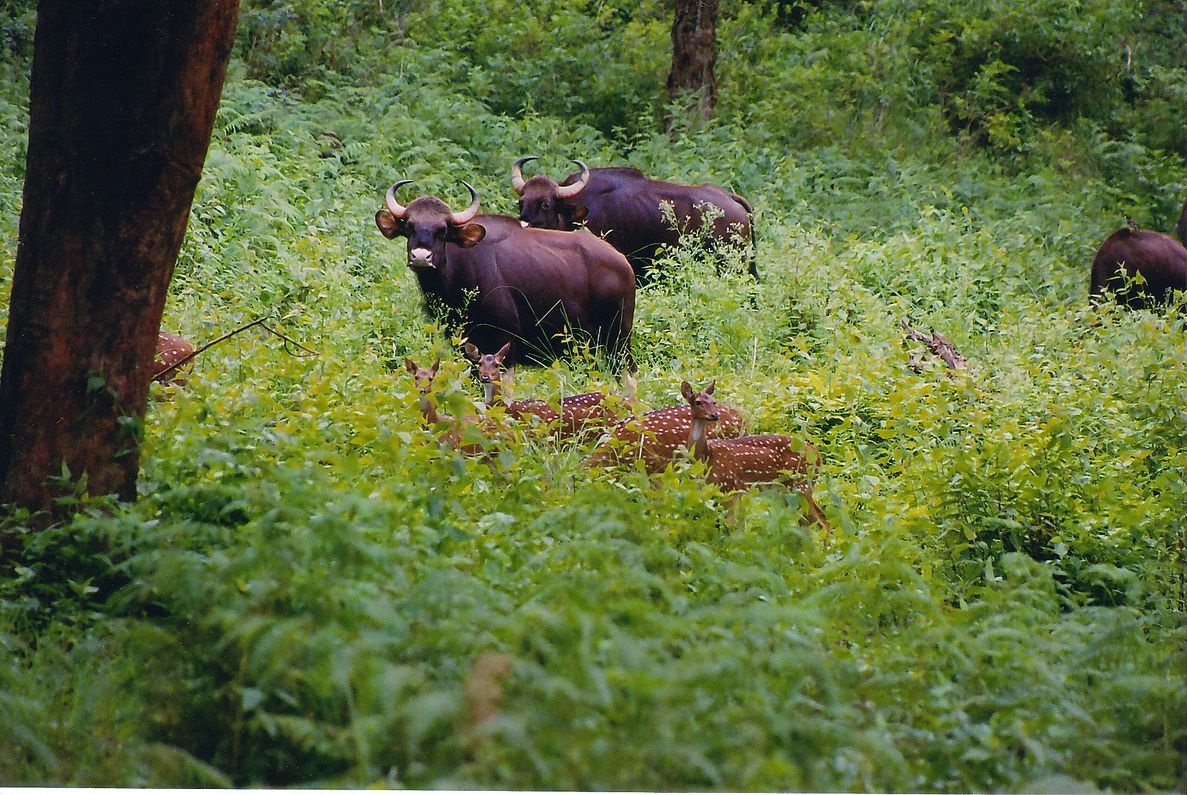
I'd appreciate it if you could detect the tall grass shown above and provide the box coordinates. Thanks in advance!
[1,0,1185,789]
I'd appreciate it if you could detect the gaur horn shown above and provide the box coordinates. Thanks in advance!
[385,179,414,219]
[556,159,590,199]
[510,156,538,195]
[450,181,481,225]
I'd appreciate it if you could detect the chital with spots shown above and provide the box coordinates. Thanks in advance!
[681,380,828,527]
[586,384,746,471]
[405,357,503,455]
[152,331,196,386]
[464,342,619,438]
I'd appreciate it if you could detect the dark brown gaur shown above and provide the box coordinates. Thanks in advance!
[377,180,636,371]
[1090,225,1187,309]
[1177,195,1186,247]
[680,380,828,527]
[464,342,620,438]
[511,157,757,281]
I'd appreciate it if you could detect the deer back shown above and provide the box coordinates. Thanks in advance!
[588,403,746,471]
[703,435,819,491]
[153,331,196,386]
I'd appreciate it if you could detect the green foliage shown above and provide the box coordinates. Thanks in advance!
[916,0,1138,147]
[1,0,1186,790]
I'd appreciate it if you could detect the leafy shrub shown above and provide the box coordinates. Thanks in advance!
[2,0,1186,790]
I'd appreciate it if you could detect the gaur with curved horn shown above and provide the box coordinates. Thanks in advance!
[376,179,636,370]
[511,158,757,281]
[512,156,589,199]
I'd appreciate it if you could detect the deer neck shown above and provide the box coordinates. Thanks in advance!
[483,381,502,407]
[688,415,712,462]
[419,393,447,425]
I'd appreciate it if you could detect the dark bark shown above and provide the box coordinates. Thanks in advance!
[0,0,240,515]
[666,0,719,128]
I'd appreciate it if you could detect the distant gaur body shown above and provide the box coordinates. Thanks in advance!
[376,180,636,370]
[1177,196,1186,247]
[511,158,756,280]
[1090,225,1187,309]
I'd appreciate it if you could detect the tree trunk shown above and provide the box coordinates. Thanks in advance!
[0,0,240,516]
[666,0,719,128]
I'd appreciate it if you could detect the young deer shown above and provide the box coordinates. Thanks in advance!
[464,342,619,438]
[681,380,828,527]
[586,388,747,472]
[152,331,196,386]
[405,357,502,455]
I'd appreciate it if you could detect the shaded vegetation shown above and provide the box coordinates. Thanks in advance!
[1,0,1185,789]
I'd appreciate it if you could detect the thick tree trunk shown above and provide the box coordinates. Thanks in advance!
[666,0,719,127]
[0,1,240,514]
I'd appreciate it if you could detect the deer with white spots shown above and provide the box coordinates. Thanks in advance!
[681,380,828,527]
[152,331,196,386]
[464,342,620,439]
[405,357,504,455]
[586,383,747,472]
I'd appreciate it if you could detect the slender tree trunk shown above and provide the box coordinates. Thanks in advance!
[0,0,240,516]
[666,0,719,128]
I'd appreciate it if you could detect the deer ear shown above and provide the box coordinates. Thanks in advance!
[450,222,487,248]
[404,358,417,374]
[496,342,512,362]
[430,357,441,376]
[705,380,715,395]
[463,342,480,362]
[376,210,407,239]
[680,381,694,402]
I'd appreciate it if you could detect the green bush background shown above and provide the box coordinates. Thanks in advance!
[1,0,1184,789]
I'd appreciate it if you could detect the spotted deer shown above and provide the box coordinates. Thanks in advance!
[152,331,196,386]
[404,357,503,455]
[463,342,620,438]
[586,385,747,472]
[680,380,828,526]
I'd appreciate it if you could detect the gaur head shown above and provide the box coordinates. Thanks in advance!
[375,180,486,269]
[510,156,591,231]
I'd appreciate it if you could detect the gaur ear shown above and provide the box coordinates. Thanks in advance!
[569,203,589,222]
[450,222,486,248]
[376,210,407,239]
[463,342,480,362]
[404,358,417,374]
[495,342,512,363]
[705,380,715,395]
[680,381,694,402]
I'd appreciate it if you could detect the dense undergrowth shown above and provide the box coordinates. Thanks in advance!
[1,0,1185,789]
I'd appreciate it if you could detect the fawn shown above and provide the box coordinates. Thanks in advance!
[404,357,502,455]
[463,342,619,438]
[681,380,828,527]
